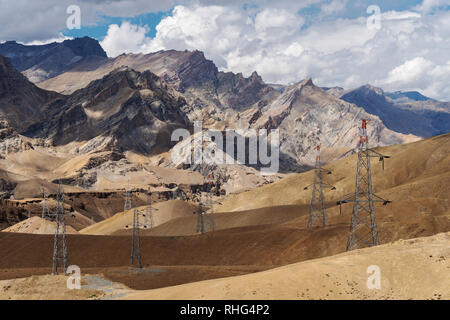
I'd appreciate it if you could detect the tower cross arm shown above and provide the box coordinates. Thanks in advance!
[372,194,392,205]
[319,167,333,174]
[366,149,390,159]
[337,193,356,204]
[320,182,336,190]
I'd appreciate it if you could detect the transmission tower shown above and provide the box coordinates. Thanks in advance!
[130,202,142,269]
[196,191,206,234]
[338,120,391,251]
[124,183,132,212]
[41,188,50,220]
[204,173,216,231]
[304,146,336,228]
[52,181,68,275]
[144,188,153,229]
[196,172,216,234]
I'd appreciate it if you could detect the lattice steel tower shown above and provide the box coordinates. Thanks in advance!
[41,188,50,220]
[196,173,216,234]
[130,201,142,269]
[124,183,132,213]
[204,173,216,231]
[196,197,206,234]
[338,120,391,251]
[144,188,153,229]
[52,182,68,275]
[304,146,336,228]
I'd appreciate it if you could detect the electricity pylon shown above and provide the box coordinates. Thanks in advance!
[196,197,206,234]
[204,173,216,231]
[196,173,216,234]
[41,188,50,220]
[338,120,391,251]
[52,181,68,275]
[124,183,132,213]
[304,146,336,228]
[130,202,142,269]
[144,188,153,229]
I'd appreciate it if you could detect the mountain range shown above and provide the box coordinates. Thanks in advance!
[0,37,449,196]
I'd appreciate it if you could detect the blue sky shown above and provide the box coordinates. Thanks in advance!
[0,0,449,100]
[60,1,430,42]
[63,11,170,40]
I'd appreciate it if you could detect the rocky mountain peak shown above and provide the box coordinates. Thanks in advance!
[61,36,107,58]
[0,54,63,132]
[249,71,264,83]
[341,85,387,106]
[0,54,26,93]
[0,37,107,83]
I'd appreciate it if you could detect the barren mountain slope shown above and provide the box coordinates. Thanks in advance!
[0,54,63,131]
[217,133,450,212]
[0,37,107,83]
[123,232,450,300]
[79,200,198,235]
[339,85,450,137]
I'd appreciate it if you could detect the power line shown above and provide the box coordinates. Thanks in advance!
[130,200,142,269]
[304,145,336,228]
[144,188,153,229]
[51,181,68,275]
[338,120,391,251]
[41,188,50,220]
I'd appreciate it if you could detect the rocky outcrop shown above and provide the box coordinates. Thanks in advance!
[252,79,418,169]
[0,37,107,82]
[0,54,63,132]
[340,85,450,137]
[25,67,191,154]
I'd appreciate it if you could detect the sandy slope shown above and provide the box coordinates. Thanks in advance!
[0,275,103,300]
[123,232,450,300]
[79,200,198,235]
[217,133,450,212]
[139,204,307,236]
[3,216,78,234]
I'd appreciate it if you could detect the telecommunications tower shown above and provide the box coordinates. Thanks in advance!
[304,146,336,228]
[338,120,391,251]
[52,181,68,275]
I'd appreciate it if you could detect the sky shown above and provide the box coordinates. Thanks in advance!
[0,0,449,100]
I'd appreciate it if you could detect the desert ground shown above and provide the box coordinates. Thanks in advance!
[0,134,449,300]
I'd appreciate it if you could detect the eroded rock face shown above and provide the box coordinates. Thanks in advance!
[0,37,107,82]
[25,67,191,154]
[0,55,63,131]
[252,79,416,169]
[339,85,450,138]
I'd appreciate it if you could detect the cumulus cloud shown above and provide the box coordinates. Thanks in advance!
[97,2,450,100]
[2,0,449,100]
[384,57,434,85]
[414,0,450,13]
[100,22,151,57]
[0,0,174,43]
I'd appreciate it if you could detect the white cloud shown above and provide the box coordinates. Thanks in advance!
[320,0,348,16]
[100,22,151,57]
[384,57,434,84]
[414,0,450,13]
[97,4,450,100]
[23,33,73,46]
[3,0,448,100]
